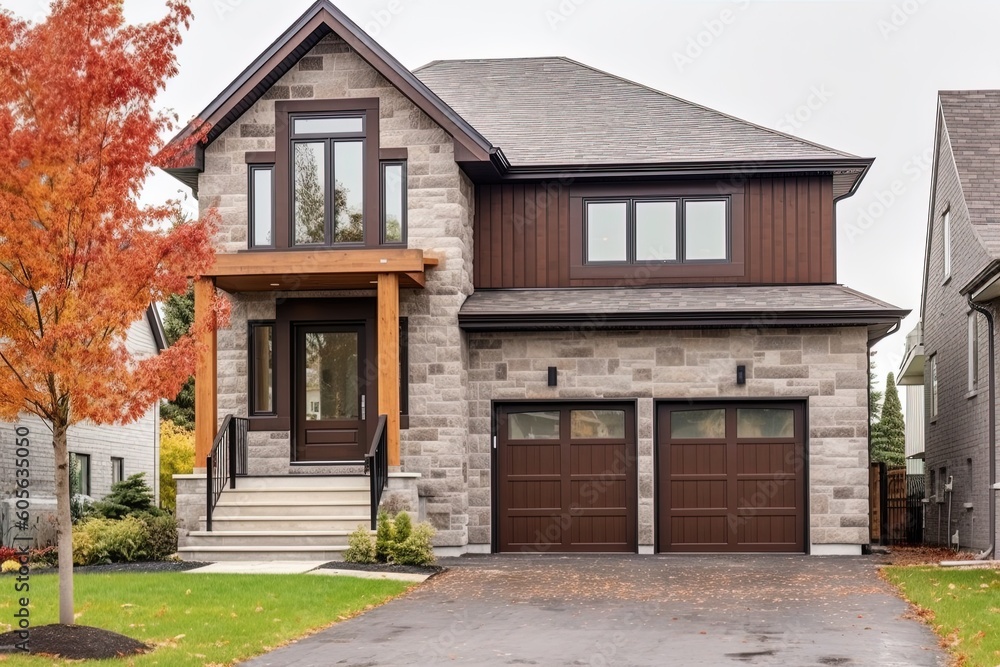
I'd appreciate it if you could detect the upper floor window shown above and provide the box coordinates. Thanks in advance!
[928,353,939,419]
[291,114,366,246]
[249,164,274,248]
[942,209,951,281]
[381,161,406,244]
[585,197,729,264]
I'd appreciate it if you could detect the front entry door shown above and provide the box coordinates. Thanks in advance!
[294,324,367,462]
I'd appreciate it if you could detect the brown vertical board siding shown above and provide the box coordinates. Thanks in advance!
[490,186,503,287]
[535,185,549,288]
[798,178,812,282]
[548,185,561,286]
[558,185,571,286]
[512,185,526,288]
[821,177,835,283]
[475,185,486,286]
[807,178,821,281]
[502,187,515,287]
[784,177,799,282]
[772,179,786,282]
[523,185,537,287]
[747,180,762,283]
[759,179,774,283]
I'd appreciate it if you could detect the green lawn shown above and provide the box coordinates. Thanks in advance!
[0,571,413,666]
[883,565,1000,666]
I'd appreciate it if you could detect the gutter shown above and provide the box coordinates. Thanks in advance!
[968,296,997,560]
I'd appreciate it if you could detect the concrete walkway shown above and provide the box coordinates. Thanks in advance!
[184,561,433,582]
[240,554,948,666]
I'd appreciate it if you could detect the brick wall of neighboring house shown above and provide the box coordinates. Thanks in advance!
[0,317,161,542]
[466,327,871,549]
[200,33,474,547]
[921,118,995,551]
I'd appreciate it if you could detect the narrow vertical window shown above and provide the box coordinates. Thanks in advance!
[250,322,275,415]
[249,165,274,247]
[70,452,91,497]
[929,353,938,418]
[968,312,979,392]
[381,162,406,244]
[943,210,951,280]
[111,457,125,485]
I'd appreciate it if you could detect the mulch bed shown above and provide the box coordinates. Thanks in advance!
[318,561,444,576]
[875,545,977,566]
[18,560,212,575]
[0,624,149,659]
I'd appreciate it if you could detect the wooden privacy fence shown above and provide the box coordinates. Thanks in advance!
[870,463,924,545]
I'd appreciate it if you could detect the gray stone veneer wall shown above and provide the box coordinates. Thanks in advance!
[466,327,871,550]
[197,33,474,547]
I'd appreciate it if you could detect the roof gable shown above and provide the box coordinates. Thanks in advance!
[162,0,496,190]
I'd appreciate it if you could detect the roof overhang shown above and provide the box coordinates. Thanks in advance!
[897,344,925,385]
[964,259,1000,301]
[202,248,438,292]
[160,0,498,193]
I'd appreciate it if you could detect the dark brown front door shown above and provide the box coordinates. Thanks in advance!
[657,402,806,553]
[294,324,367,462]
[496,403,637,553]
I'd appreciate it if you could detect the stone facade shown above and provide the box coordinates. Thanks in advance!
[921,115,997,551]
[198,33,474,547]
[466,327,871,550]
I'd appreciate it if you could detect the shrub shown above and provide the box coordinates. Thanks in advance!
[2,559,21,573]
[92,473,162,520]
[344,511,436,566]
[389,523,436,566]
[140,513,178,560]
[73,516,151,565]
[159,419,195,512]
[0,546,19,562]
[30,546,57,568]
[342,525,377,564]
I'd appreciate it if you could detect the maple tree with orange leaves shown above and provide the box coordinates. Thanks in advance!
[0,0,224,625]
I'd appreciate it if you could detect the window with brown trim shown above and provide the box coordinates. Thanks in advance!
[249,321,275,416]
[569,182,746,281]
[249,165,274,248]
[381,161,406,245]
[273,99,381,248]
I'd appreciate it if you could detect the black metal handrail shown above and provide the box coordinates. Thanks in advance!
[364,414,388,530]
[205,414,249,532]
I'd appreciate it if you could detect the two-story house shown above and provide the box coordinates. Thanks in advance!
[167,1,906,560]
[904,90,1000,557]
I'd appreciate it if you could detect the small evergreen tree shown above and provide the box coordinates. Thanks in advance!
[871,372,906,467]
[160,286,195,429]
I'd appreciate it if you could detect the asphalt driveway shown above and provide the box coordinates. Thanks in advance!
[242,555,946,667]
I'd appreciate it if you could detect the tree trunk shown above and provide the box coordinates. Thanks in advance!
[52,420,74,625]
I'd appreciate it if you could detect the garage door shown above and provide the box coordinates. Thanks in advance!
[657,402,805,553]
[496,403,637,553]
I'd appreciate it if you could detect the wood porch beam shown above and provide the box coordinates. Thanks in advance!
[377,272,400,467]
[193,278,218,470]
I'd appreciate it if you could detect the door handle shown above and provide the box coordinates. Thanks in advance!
[361,395,366,420]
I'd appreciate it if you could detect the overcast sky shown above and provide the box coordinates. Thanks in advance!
[8,0,998,392]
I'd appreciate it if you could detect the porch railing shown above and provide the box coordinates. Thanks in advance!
[365,414,389,530]
[206,414,249,532]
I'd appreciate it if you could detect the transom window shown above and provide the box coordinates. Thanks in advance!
[585,198,730,264]
[290,114,366,246]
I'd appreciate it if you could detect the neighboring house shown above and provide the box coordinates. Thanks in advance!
[908,91,1000,555]
[166,0,906,560]
[0,308,165,545]
[898,321,926,476]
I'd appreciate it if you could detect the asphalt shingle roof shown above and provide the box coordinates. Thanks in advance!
[459,285,906,326]
[415,57,860,167]
[939,90,1000,258]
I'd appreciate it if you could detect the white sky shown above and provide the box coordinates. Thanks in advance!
[8,0,998,391]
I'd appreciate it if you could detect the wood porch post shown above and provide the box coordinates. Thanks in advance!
[377,272,401,466]
[193,277,218,471]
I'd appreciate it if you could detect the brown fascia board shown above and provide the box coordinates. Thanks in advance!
[457,308,908,332]
[161,0,495,187]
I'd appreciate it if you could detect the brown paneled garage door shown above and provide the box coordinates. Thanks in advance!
[496,403,637,553]
[657,402,806,553]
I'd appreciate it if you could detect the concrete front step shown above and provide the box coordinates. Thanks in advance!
[187,530,358,548]
[177,545,348,562]
[213,500,371,517]
[234,475,370,490]
[201,515,372,531]
[216,488,371,504]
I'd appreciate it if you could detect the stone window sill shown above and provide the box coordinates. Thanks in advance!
[966,390,979,400]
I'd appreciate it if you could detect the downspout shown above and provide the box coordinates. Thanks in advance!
[968,297,996,560]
